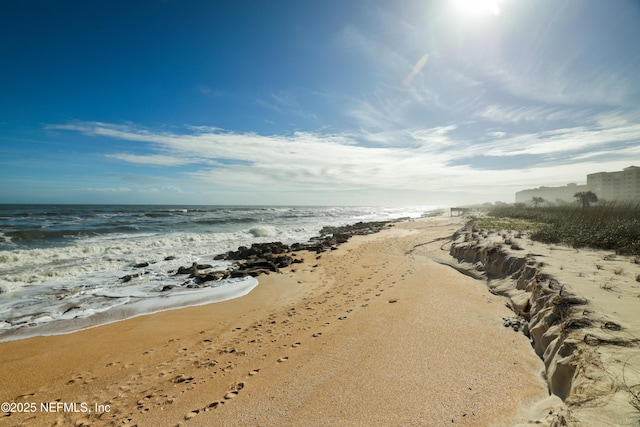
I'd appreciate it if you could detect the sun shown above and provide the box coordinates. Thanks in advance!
[452,0,501,17]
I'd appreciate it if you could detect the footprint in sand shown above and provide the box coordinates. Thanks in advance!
[312,332,322,337]
[185,409,200,419]
[14,392,35,400]
[186,400,221,419]
[66,374,83,385]
[224,381,246,399]
[172,374,195,384]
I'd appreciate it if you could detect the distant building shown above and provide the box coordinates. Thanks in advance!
[587,166,640,202]
[516,166,640,204]
[515,183,588,204]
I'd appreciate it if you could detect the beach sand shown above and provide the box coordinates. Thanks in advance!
[0,216,550,426]
[447,218,640,426]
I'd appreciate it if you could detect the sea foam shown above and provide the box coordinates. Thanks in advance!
[0,205,438,341]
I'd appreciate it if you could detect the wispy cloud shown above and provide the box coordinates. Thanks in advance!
[105,153,195,166]
[408,125,458,148]
[52,121,455,192]
[475,104,587,124]
[477,122,640,158]
[53,117,640,200]
[146,186,184,193]
[195,85,226,98]
[83,187,132,193]
[254,89,319,122]
[484,62,633,107]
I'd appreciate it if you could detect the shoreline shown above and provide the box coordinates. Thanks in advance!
[0,277,260,343]
[0,218,402,343]
[1,215,553,426]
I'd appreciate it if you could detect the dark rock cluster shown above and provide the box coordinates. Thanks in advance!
[318,221,392,237]
[120,219,395,288]
[216,221,394,277]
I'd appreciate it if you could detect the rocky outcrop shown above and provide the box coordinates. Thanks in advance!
[318,221,391,237]
[217,241,290,260]
[170,220,395,284]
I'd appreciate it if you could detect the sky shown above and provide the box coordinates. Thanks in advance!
[1,0,639,206]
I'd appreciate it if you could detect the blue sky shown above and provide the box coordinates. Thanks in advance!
[1,0,639,206]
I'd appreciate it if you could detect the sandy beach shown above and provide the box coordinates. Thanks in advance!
[1,216,552,426]
[4,1,639,426]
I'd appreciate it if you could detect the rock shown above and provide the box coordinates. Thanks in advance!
[319,221,390,237]
[274,255,293,268]
[333,233,351,243]
[218,241,291,261]
[239,259,278,272]
[134,262,150,268]
[185,220,393,282]
[230,268,270,278]
[195,272,226,283]
[176,263,197,275]
[175,262,217,277]
[229,270,247,278]
[196,263,213,270]
[119,273,140,283]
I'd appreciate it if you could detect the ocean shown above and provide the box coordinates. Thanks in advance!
[0,205,435,341]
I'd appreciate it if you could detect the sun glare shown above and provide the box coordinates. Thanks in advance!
[452,0,501,17]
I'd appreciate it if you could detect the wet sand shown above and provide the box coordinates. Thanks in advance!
[0,216,549,426]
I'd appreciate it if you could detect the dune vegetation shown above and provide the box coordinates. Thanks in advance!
[486,202,640,256]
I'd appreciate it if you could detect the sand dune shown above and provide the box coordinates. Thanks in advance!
[447,219,640,426]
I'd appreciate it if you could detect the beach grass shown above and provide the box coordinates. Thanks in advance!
[486,202,640,255]
[471,216,545,233]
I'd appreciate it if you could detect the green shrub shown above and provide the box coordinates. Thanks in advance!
[487,202,640,256]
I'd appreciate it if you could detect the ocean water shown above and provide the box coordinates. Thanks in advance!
[0,205,435,341]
